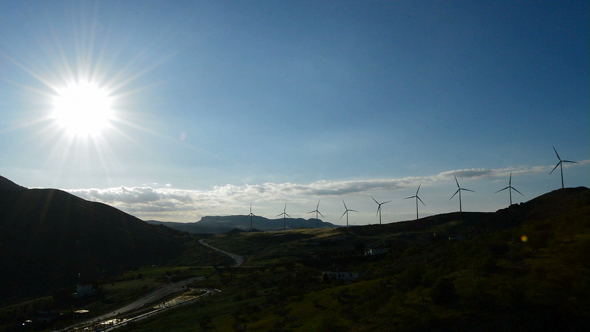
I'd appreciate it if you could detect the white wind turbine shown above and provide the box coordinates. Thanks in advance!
[371,196,391,225]
[404,183,425,220]
[243,204,257,232]
[450,175,474,213]
[495,172,523,206]
[276,203,291,230]
[550,146,577,189]
[340,200,358,227]
[308,200,325,228]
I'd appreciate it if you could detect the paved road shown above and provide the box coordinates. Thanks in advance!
[199,239,245,267]
[54,277,201,332]
[94,288,220,332]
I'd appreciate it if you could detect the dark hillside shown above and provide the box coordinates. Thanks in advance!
[0,187,184,302]
[0,175,27,191]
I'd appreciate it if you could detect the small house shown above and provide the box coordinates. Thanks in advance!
[73,284,96,298]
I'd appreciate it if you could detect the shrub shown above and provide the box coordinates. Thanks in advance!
[430,277,456,305]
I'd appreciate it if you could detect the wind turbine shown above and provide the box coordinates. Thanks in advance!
[404,183,425,220]
[371,196,391,225]
[276,203,291,230]
[550,146,577,189]
[243,204,257,232]
[308,200,325,228]
[495,172,523,206]
[340,200,358,227]
[450,175,474,213]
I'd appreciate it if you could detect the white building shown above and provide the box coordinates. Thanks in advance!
[73,284,96,298]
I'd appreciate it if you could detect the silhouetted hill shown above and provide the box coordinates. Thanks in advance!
[147,215,339,234]
[0,182,185,302]
[0,175,27,190]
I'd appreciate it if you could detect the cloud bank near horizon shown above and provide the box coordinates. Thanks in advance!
[65,161,589,222]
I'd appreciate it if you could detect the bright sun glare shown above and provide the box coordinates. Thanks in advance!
[52,81,114,137]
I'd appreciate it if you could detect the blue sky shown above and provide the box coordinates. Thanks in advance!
[1,0,588,225]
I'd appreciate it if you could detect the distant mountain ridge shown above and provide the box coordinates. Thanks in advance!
[0,177,185,302]
[147,215,340,234]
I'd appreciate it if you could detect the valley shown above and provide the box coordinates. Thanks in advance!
[1,183,589,331]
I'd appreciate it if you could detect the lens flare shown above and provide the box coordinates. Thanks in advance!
[52,81,114,137]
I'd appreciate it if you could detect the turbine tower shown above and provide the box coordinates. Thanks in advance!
[340,200,358,227]
[308,200,325,228]
[550,146,577,189]
[371,196,391,225]
[243,204,257,232]
[404,183,425,220]
[495,172,523,206]
[276,203,291,230]
[450,175,474,213]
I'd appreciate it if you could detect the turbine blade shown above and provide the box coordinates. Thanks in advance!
[340,211,347,219]
[450,189,460,200]
[454,175,460,188]
[512,187,524,196]
[371,196,379,204]
[462,188,475,193]
[318,211,325,218]
[316,200,320,209]
[350,209,358,212]
[275,213,282,217]
[553,146,561,160]
[382,200,391,204]
[285,213,292,218]
[307,211,315,214]
[417,196,426,206]
[550,162,561,174]
[562,160,577,163]
[404,196,415,200]
[342,200,348,209]
[376,205,381,216]
[495,187,509,193]
[416,183,421,195]
[509,172,512,185]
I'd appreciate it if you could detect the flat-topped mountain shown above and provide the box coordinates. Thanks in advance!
[147,215,339,234]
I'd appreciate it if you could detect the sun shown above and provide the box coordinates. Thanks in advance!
[51,81,114,137]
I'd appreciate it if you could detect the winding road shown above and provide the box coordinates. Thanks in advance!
[54,277,202,332]
[199,239,245,267]
[53,239,243,331]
